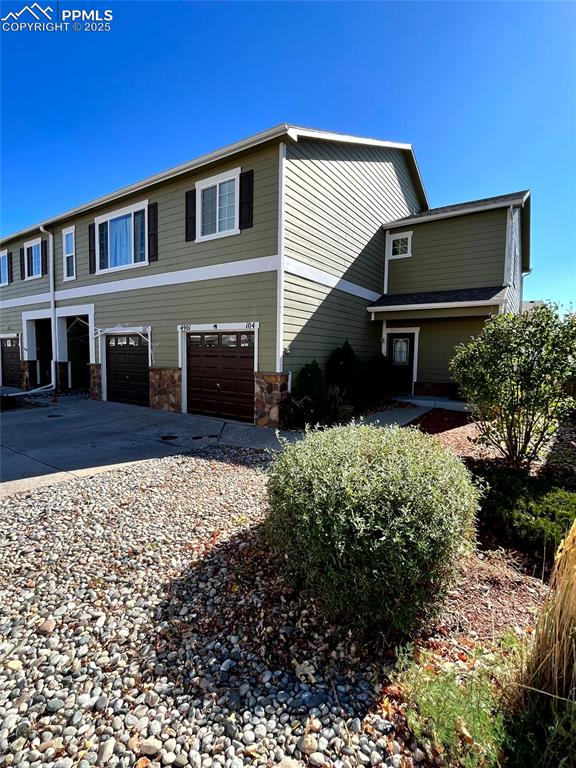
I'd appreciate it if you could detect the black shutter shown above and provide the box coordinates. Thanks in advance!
[41,240,48,276]
[239,169,254,230]
[185,189,196,241]
[7,251,13,283]
[148,202,158,261]
[98,223,108,269]
[19,247,25,279]
[88,223,96,274]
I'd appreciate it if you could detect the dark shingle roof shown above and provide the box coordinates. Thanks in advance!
[387,190,530,227]
[368,286,507,310]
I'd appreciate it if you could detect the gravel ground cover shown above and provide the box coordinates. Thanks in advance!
[0,448,411,768]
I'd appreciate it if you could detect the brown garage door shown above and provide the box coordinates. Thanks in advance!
[1,338,21,388]
[187,331,255,422]
[106,334,149,406]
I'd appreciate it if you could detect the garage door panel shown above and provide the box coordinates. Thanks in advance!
[1,338,21,388]
[106,334,149,407]
[187,331,255,422]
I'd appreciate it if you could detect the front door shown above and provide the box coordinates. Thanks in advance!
[387,332,415,394]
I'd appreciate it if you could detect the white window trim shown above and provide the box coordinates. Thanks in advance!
[177,321,259,417]
[62,225,76,282]
[381,321,420,395]
[384,230,413,293]
[195,167,241,243]
[0,249,8,287]
[94,199,149,275]
[24,237,42,281]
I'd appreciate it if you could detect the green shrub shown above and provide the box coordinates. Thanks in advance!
[325,340,361,403]
[478,469,576,560]
[395,647,506,768]
[267,424,479,634]
[292,359,326,403]
[450,305,576,468]
[361,352,393,407]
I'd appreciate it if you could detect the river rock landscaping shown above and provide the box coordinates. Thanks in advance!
[0,447,415,768]
[0,444,550,768]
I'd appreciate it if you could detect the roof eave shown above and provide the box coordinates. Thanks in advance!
[1,123,429,245]
[384,192,530,229]
[367,299,504,312]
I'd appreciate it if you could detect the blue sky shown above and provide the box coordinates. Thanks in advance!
[1,1,574,306]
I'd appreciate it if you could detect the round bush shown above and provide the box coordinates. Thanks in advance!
[267,424,479,635]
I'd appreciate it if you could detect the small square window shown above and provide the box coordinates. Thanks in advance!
[204,334,219,348]
[222,334,237,348]
[188,334,202,348]
[240,334,254,348]
[391,237,409,257]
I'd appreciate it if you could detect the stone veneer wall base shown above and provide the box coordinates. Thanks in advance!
[255,372,289,427]
[150,368,182,412]
[89,364,102,400]
[55,362,69,393]
[20,360,37,391]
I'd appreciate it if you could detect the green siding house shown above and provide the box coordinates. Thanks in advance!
[0,125,531,424]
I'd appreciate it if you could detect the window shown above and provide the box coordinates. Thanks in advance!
[392,338,409,365]
[24,238,42,279]
[389,231,412,259]
[0,250,8,286]
[196,168,240,242]
[62,226,76,281]
[95,201,148,273]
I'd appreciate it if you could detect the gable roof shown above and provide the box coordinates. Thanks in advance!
[385,190,531,273]
[368,285,507,312]
[0,124,428,245]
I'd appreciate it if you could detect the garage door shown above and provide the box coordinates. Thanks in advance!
[1,338,21,388]
[106,334,149,406]
[187,331,255,422]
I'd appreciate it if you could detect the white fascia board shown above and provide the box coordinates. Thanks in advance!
[0,256,280,310]
[286,126,412,151]
[1,292,52,309]
[368,299,503,312]
[385,197,530,228]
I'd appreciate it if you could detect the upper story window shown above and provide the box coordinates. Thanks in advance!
[62,226,76,281]
[24,238,42,280]
[196,168,240,242]
[0,250,8,286]
[95,200,148,274]
[389,231,413,258]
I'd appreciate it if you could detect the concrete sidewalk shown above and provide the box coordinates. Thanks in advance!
[0,394,428,496]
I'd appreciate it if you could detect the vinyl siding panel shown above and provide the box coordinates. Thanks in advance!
[56,272,277,370]
[388,209,507,294]
[389,317,486,383]
[283,273,380,374]
[284,140,421,292]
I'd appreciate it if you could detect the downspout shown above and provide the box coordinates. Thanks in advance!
[39,225,57,390]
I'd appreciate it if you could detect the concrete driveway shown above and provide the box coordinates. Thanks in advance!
[0,393,428,496]
[0,395,292,496]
